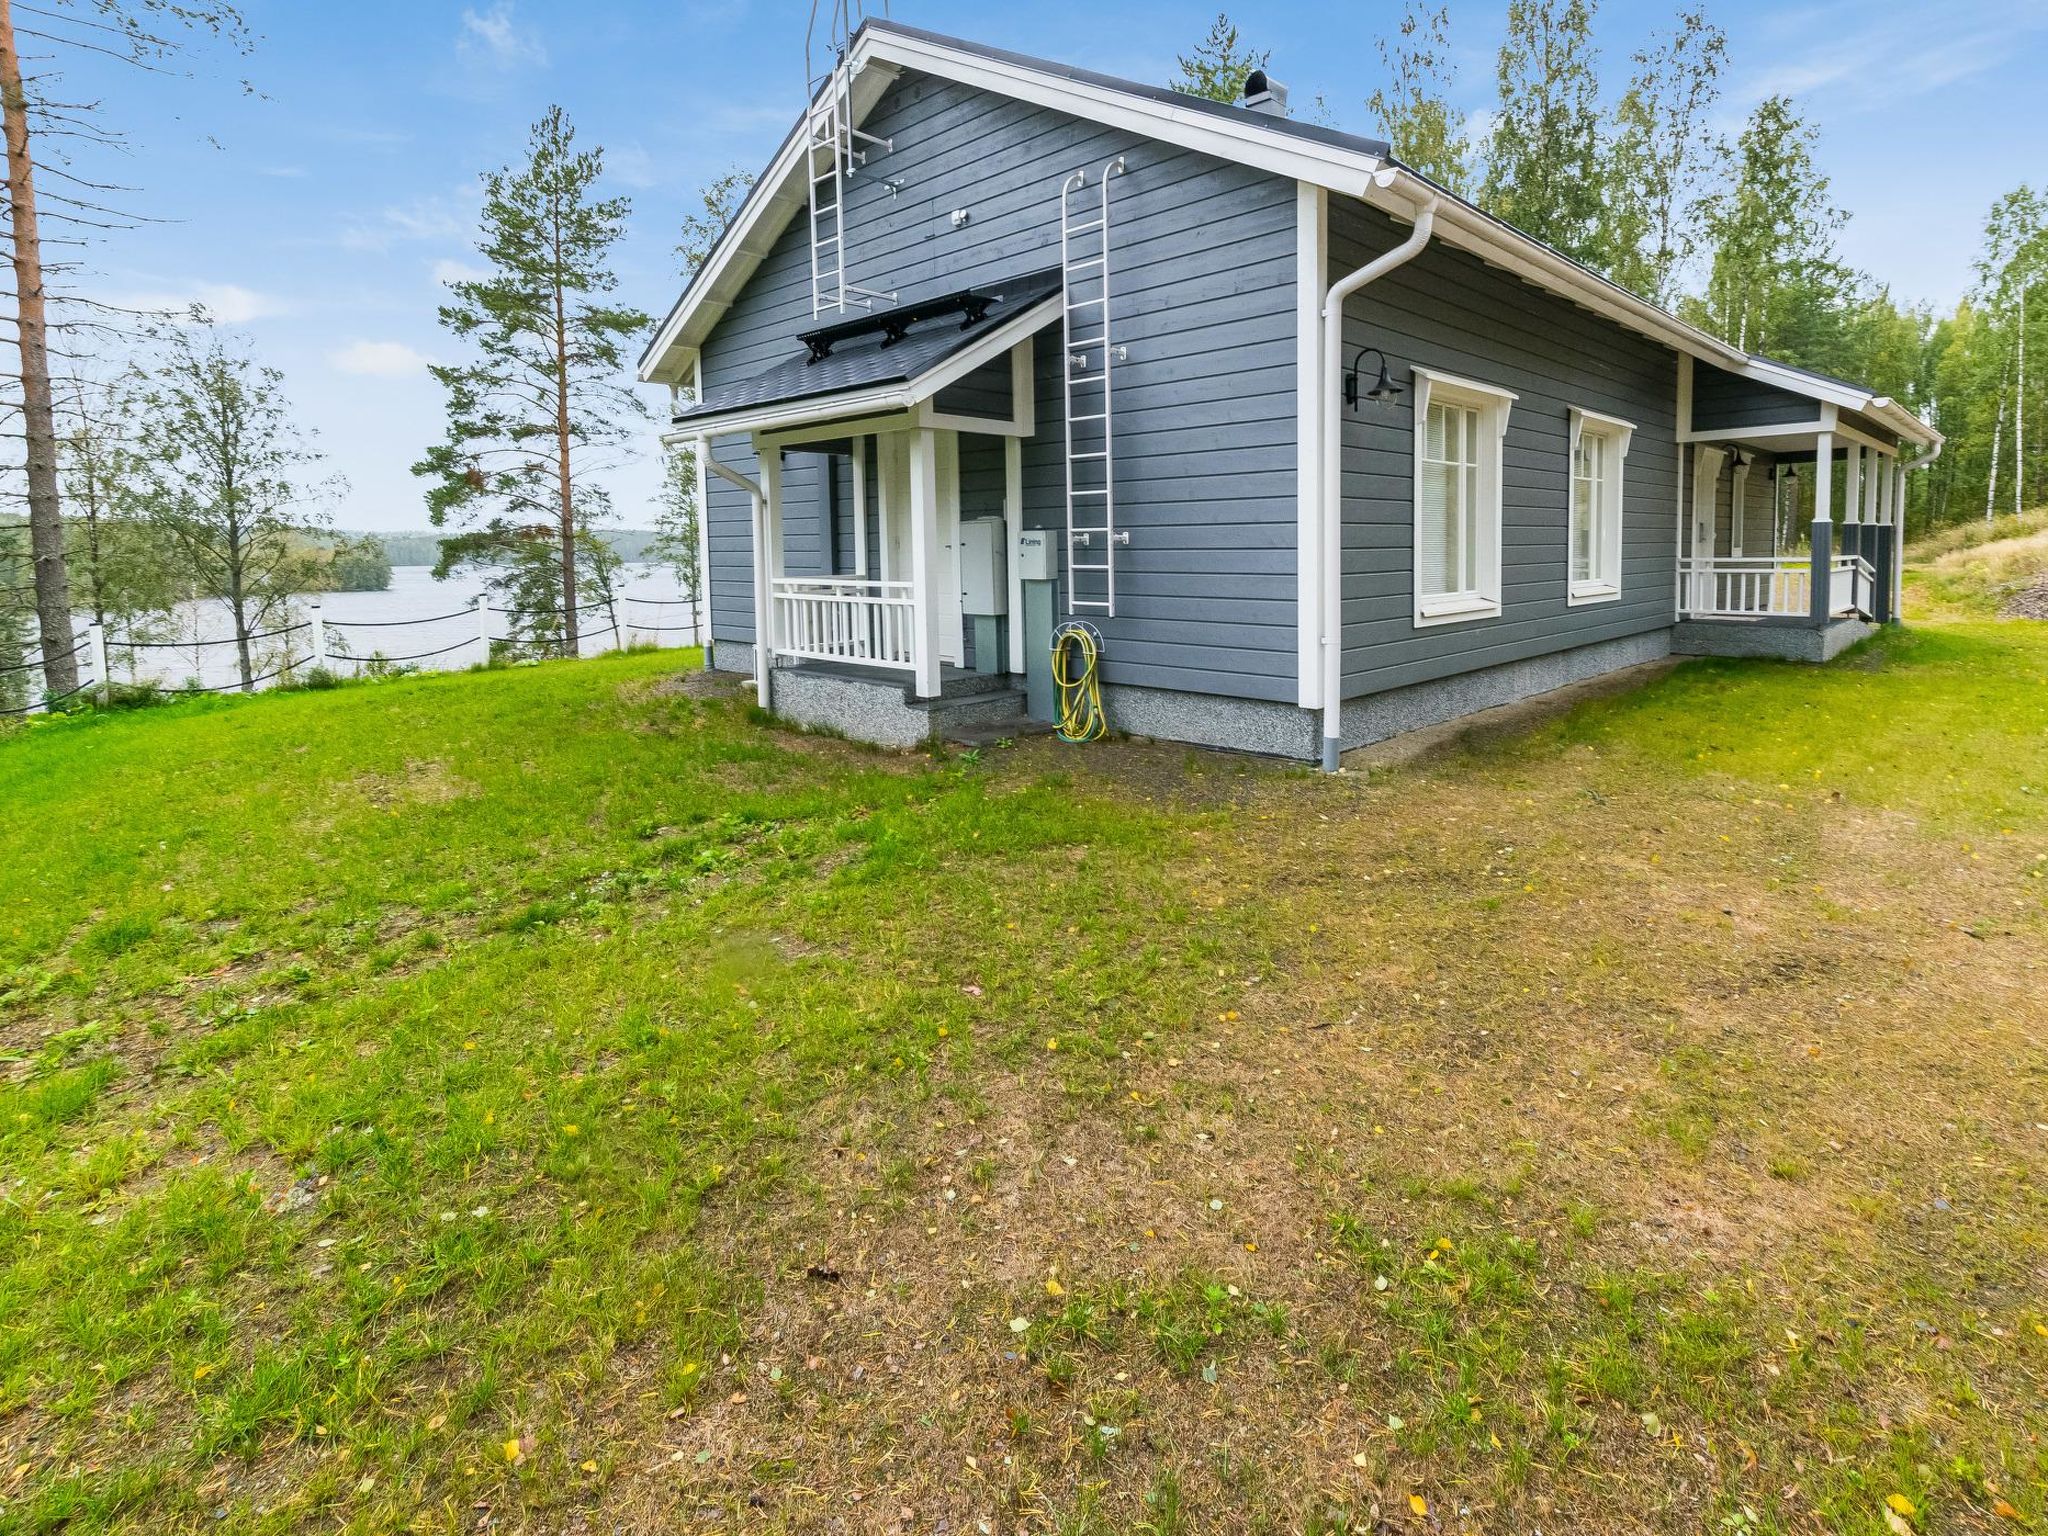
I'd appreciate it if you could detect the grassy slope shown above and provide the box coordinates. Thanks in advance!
[1905,509,2048,620]
[0,627,2043,1536]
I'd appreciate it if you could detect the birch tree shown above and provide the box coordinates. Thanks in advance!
[1365,2,1471,196]
[1482,0,1605,265]
[413,106,649,655]
[1605,7,1726,304]
[1685,95,1850,364]
[119,327,335,691]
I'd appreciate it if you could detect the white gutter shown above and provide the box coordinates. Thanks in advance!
[1320,185,1439,772]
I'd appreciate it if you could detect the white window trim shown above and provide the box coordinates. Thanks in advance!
[1566,406,1636,606]
[1412,367,1516,627]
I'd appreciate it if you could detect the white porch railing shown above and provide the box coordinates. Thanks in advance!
[1829,555,1876,620]
[1677,557,1813,618]
[771,577,917,670]
[1677,555,1877,621]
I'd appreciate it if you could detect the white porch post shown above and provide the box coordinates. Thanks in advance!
[1844,444,1863,526]
[908,426,944,699]
[1004,433,1025,675]
[851,437,870,579]
[757,444,783,708]
[1809,430,1835,626]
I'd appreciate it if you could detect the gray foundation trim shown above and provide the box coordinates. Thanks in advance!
[1100,682,1319,759]
[1672,617,1874,663]
[1336,630,1673,751]
[712,638,756,675]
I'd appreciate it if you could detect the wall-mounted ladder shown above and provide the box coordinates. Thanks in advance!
[1060,157,1127,616]
[804,0,894,316]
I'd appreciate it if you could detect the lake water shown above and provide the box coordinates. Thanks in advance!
[95,564,703,694]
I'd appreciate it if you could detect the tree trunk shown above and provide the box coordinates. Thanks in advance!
[0,0,77,697]
[552,232,578,656]
[225,548,252,691]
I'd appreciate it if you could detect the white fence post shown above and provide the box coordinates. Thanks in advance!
[87,622,109,705]
[476,596,492,666]
[311,602,328,673]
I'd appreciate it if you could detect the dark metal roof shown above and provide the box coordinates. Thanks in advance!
[858,19,1392,162]
[670,268,1060,428]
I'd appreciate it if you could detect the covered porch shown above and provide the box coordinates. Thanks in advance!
[671,271,1060,734]
[1672,371,1918,657]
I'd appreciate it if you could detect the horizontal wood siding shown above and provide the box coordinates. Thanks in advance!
[1692,361,1816,431]
[934,356,1012,419]
[698,69,1300,699]
[1332,201,1681,697]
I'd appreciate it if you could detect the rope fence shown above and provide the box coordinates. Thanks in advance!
[6,596,702,719]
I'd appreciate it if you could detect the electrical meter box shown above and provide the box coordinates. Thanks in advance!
[1014,528,1056,584]
[960,517,1008,616]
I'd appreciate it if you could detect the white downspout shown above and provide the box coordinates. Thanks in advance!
[1321,186,1439,771]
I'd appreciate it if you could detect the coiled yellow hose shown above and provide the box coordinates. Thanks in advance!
[1051,625,1107,743]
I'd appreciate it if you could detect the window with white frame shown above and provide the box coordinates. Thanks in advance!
[1567,407,1634,604]
[1413,369,1515,626]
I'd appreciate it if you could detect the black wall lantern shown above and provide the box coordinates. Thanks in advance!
[1344,346,1404,409]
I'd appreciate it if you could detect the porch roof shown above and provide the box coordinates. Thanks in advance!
[670,268,1061,437]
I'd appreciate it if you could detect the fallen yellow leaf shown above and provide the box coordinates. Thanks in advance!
[1992,1499,2021,1521]
[580,1459,598,1474]
[1409,1493,1428,1517]
[1888,1494,1918,1519]
[192,1364,214,1382]
[1045,1278,1065,1297]
[503,1438,522,1465]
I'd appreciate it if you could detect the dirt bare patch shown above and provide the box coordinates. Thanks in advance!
[343,758,480,809]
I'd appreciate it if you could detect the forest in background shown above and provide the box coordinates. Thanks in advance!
[1180,5,2045,531]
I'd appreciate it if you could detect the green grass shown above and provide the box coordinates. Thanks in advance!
[0,629,2043,1534]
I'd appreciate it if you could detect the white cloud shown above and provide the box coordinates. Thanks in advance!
[459,2,546,69]
[341,190,475,253]
[432,258,490,287]
[111,282,286,325]
[330,340,434,378]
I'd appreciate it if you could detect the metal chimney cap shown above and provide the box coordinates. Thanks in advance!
[1242,69,1290,117]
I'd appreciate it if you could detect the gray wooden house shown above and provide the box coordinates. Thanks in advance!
[638,14,1940,768]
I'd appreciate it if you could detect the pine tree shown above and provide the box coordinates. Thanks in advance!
[1171,14,1267,103]
[413,106,649,653]
[1482,0,1605,265]
[0,0,251,698]
[1365,2,1471,195]
[677,167,755,279]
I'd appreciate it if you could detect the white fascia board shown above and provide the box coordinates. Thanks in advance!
[862,30,1382,198]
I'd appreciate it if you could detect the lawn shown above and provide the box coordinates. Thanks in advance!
[0,610,2043,1534]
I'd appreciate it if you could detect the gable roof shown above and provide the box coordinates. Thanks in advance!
[670,268,1059,436]
[639,18,1937,452]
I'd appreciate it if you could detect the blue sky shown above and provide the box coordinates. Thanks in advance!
[68,0,2048,532]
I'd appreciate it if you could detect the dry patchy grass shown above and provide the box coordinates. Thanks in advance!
[1,630,2043,1536]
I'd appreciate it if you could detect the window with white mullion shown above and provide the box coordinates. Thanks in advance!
[1412,368,1514,626]
[1567,405,1634,605]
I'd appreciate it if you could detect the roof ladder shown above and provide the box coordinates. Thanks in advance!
[1060,156,1127,616]
[804,1,894,316]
